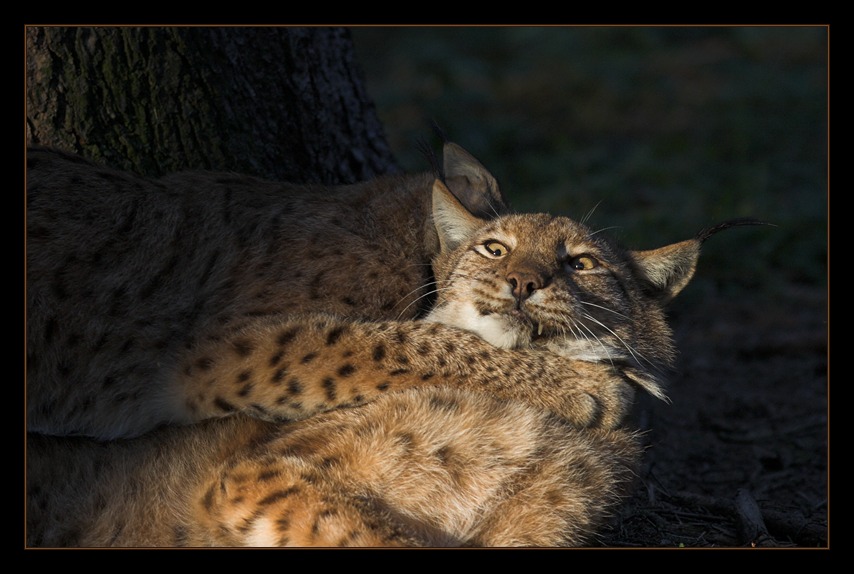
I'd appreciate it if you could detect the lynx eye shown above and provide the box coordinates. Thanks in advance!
[480,240,509,258]
[567,254,598,271]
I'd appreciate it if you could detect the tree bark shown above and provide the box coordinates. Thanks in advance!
[25,26,398,184]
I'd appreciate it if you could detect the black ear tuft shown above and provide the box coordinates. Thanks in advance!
[417,138,443,181]
[418,121,451,180]
[430,120,449,144]
[696,218,774,244]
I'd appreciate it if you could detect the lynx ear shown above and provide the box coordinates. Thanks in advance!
[442,142,509,219]
[631,239,702,303]
[631,218,769,302]
[432,179,488,254]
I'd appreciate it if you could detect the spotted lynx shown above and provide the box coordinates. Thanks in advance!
[26,143,640,439]
[27,174,743,547]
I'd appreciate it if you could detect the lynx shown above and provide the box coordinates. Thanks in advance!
[26,143,644,439]
[27,175,741,547]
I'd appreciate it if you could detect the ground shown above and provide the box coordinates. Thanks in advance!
[600,283,828,548]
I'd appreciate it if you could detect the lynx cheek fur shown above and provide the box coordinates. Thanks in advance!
[27,173,745,547]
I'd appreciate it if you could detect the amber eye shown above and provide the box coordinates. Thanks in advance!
[568,255,598,271]
[482,240,509,258]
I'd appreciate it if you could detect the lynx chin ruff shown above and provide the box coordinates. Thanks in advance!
[26,142,756,546]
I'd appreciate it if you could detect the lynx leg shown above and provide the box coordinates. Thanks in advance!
[467,427,642,547]
[191,450,420,547]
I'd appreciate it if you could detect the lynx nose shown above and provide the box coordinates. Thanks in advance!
[507,270,545,302]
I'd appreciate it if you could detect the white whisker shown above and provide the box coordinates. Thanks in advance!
[490,201,502,219]
[580,312,659,373]
[395,284,455,320]
[396,280,444,308]
[573,319,618,365]
[587,226,621,238]
[579,201,603,226]
[579,300,631,321]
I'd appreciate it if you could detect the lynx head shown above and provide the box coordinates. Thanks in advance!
[425,178,762,398]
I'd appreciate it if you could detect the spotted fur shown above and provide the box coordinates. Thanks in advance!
[28,172,727,546]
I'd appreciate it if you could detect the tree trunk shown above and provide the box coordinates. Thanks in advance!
[25,26,398,184]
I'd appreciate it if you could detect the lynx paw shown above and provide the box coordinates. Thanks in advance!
[550,391,601,428]
[549,365,638,429]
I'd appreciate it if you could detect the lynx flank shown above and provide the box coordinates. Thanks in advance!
[27,176,747,547]
[27,144,640,439]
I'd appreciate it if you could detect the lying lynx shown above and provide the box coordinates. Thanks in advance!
[26,143,642,439]
[27,172,750,546]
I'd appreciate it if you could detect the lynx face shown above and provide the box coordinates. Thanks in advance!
[427,213,642,355]
[426,180,711,400]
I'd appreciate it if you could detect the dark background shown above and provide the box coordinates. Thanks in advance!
[352,26,828,547]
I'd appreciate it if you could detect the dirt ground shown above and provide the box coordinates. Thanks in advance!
[598,282,828,548]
